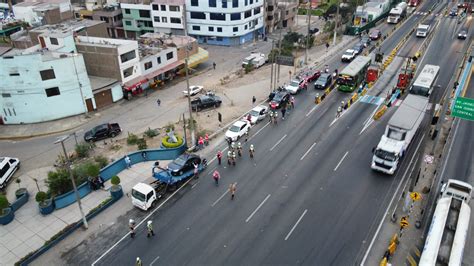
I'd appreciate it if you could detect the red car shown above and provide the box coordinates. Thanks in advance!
[300,70,321,89]
[369,29,381,40]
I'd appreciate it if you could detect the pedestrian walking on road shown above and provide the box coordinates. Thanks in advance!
[146,220,155,237]
[232,151,237,166]
[227,150,233,165]
[229,183,237,200]
[281,107,286,120]
[213,170,220,186]
[290,96,295,109]
[252,96,256,105]
[125,155,132,169]
[217,150,222,165]
[156,99,161,106]
[249,144,255,158]
[136,257,142,266]
[193,162,199,179]
[129,219,136,238]
[204,133,209,146]
[198,136,204,150]
[213,62,216,70]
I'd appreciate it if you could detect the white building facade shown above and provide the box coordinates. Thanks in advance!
[151,0,185,35]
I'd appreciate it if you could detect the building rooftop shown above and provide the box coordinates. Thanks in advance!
[2,46,82,61]
[140,32,195,49]
[88,75,118,91]
[151,0,185,5]
[30,19,105,38]
[75,35,136,48]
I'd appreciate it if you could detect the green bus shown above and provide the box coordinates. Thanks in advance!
[337,56,371,92]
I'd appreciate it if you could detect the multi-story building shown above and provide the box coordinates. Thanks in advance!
[0,32,95,124]
[121,2,153,39]
[150,0,185,35]
[12,0,74,26]
[91,4,125,38]
[265,0,297,34]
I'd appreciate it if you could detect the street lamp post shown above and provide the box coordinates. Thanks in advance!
[55,135,88,229]
[182,4,196,147]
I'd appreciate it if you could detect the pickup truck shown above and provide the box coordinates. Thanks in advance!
[84,123,121,142]
[191,95,222,112]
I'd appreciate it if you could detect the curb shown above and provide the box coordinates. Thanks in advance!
[0,119,89,141]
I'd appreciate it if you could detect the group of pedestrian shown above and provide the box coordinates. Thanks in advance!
[197,134,210,150]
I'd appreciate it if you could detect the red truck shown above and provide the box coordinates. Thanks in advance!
[408,0,421,7]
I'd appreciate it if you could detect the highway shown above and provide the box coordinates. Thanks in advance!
[51,1,473,265]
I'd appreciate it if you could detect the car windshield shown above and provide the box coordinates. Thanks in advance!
[229,125,241,132]
[343,51,353,56]
[250,110,260,116]
[289,80,300,87]
[273,93,284,101]
[375,149,397,162]
[132,189,146,202]
[418,29,427,33]
[317,76,328,84]
[173,156,187,166]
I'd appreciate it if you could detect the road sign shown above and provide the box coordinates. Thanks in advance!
[452,97,474,121]
[276,55,295,66]
[400,216,409,228]
[410,192,422,201]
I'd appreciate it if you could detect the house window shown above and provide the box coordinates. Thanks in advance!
[9,73,19,76]
[209,26,214,31]
[217,27,222,32]
[154,16,160,22]
[45,87,60,97]
[192,25,200,31]
[120,50,136,63]
[170,17,181,24]
[169,5,180,11]
[125,20,132,26]
[286,10,289,15]
[231,13,241,20]
[144,61,153,70]
[250,0,253,4]
[50,37,59,45]
[191,0,198,6]
[160,5,166,11]
[190,12,205,19]
[233,27,238,32]
[40,69,56,80]
[157,57,161,64]
[124,9,130,14]
[222,0,227,8]
[232,0,238,7]
[161,17,167,23]
[267,5,274,11]
[2,93,11,98]
[139,10,151,18]
[209,0,216,7]
[210,13,226,21]
[166,52,173,60]
[254,7,260,14]
[123,66,134,78]
[245,25,248,29]
[152,4,159,10]
[100,16,110,23]
[245,0,248,5]
[245,10,251,18]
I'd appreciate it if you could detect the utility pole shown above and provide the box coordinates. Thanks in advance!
[333,0,339,46]
[55,136,88,229]
[276,17,283,85]
[182,4,196,147]
[270,40,275,92]
[305,2,311,65]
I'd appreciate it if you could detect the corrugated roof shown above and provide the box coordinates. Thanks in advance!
[389,94,428,130]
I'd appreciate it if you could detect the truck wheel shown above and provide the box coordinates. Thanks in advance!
[151,200,157,209]
[110,132,117,138]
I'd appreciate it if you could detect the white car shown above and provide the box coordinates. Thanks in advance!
[247,105,268,124]
[285,79,303,94]
[183,86,203,96]
[225,120,250,142]
[341,49,357,62]
[0,157,20,189]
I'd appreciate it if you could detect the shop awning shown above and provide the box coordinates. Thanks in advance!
[123,76,148,90]
[183,47,209,69]
[144,60,184,80]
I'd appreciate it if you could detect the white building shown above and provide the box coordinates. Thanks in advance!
[13,0,74,26]
[151,0,185,35]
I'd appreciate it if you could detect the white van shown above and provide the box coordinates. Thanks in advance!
[0,157,20,189]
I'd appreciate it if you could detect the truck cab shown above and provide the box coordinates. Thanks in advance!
[371,135,404,174]
[441,179,473,203]
[416,24,430,37]
[132,183,158,211]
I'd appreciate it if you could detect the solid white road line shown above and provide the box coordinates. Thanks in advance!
[300,142,317,161]
[91,176,195,265]
[150,255,160,266]
[305,105,317,117]
[191,181,200,189]
[360,105,380,135]
[245,194,271,223]
[334,151,349,171]
[211,187,232,207]
[270,134,287,151]
[284,209,308,241]
[360,133,425,265]
[249,121,271,141]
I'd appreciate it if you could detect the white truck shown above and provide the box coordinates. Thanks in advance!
[416,23,431,37]
[420,179,472,266]
[387,2,408,24]
[242,52,266,69]
[371,94,429,174]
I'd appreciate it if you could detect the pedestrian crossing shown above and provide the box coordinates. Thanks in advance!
[359,95,385,105]
[412,11,444,16]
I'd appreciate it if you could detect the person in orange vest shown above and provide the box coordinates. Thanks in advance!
[205,133,209,146]
[198,136,204,149]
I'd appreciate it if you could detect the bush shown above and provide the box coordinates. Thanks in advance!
[46,168,72,196]
[75,143,92,158]
[162,135,184,148]
[244,63,254,74]
[144,127,158,138]
[35,191,48,203]
[127,132,139,145]
[73,161,100,182]
[137,138,148,150]
[94,155,109,168]
[111,175,120,186]
[0,195,9,214]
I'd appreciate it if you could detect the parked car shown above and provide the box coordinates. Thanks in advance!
[314,73,333,90]
[369,29,381,40]
[300,70,321,89]
[361,36,371,47]
[191,95,222,111]
[285,79,304,94]
[341,49,357,62]
[183,85,203,96]
[352,43,365,55]
[247,105,268,124]
[458,29,468,39]
[269,90,290,109]
[0,157,20,189]
[84,123,122,142]
[225,120,251,142]
[309,28,319,34]
[167,153,203,176]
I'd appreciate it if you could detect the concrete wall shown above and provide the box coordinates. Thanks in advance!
[139,46,177,76]
[0,53,94,124]
[76,44,122,81]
